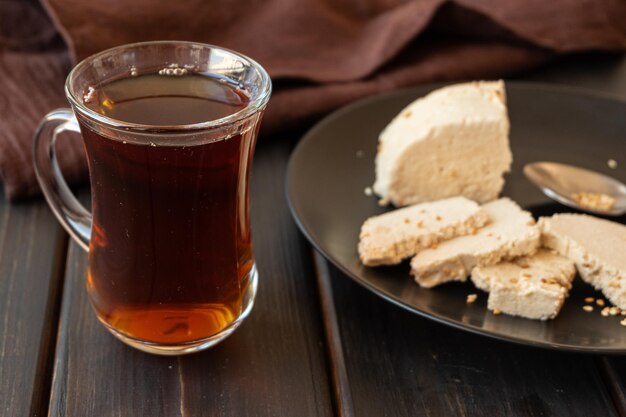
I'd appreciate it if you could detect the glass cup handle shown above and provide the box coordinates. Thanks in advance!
[33,108,91,252]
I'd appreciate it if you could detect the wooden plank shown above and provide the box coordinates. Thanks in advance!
[313,251,355,417]
[599,357,626,416]
[0,194,67,417]
[48,138,333,417]
[324,263,619,417]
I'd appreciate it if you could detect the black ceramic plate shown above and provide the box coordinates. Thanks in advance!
[286,82,626,353]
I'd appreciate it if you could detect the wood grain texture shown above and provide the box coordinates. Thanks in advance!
[313,251,355,417]
[598,357,626,416]
[48,138,333,417]
[0,194,67,417]
[326,264,618,417]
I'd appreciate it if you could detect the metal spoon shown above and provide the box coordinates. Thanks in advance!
[523,161,626,216]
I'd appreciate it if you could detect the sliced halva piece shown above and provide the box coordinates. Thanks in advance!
[539,213,626,309]
[471,250,576,320]
[358,196,489,266]
[373,81,512,206]
[410,198,540,288]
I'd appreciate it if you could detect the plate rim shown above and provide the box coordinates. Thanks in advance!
[286,81,626,354]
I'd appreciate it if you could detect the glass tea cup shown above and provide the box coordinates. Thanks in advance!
[33,41,271,355]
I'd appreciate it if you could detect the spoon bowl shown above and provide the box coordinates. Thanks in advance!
[523,162,626,216]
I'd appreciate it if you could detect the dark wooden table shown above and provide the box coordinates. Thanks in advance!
[2,53,626,417]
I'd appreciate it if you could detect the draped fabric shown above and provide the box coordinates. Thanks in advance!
[1,0,625,199]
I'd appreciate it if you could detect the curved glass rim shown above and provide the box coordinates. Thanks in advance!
[65,40,272,132]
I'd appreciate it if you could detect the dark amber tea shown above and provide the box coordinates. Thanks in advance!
[80,73,256,345]
[34,42,270,354]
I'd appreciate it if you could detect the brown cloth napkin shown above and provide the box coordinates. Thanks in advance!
[1,0,625,200]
